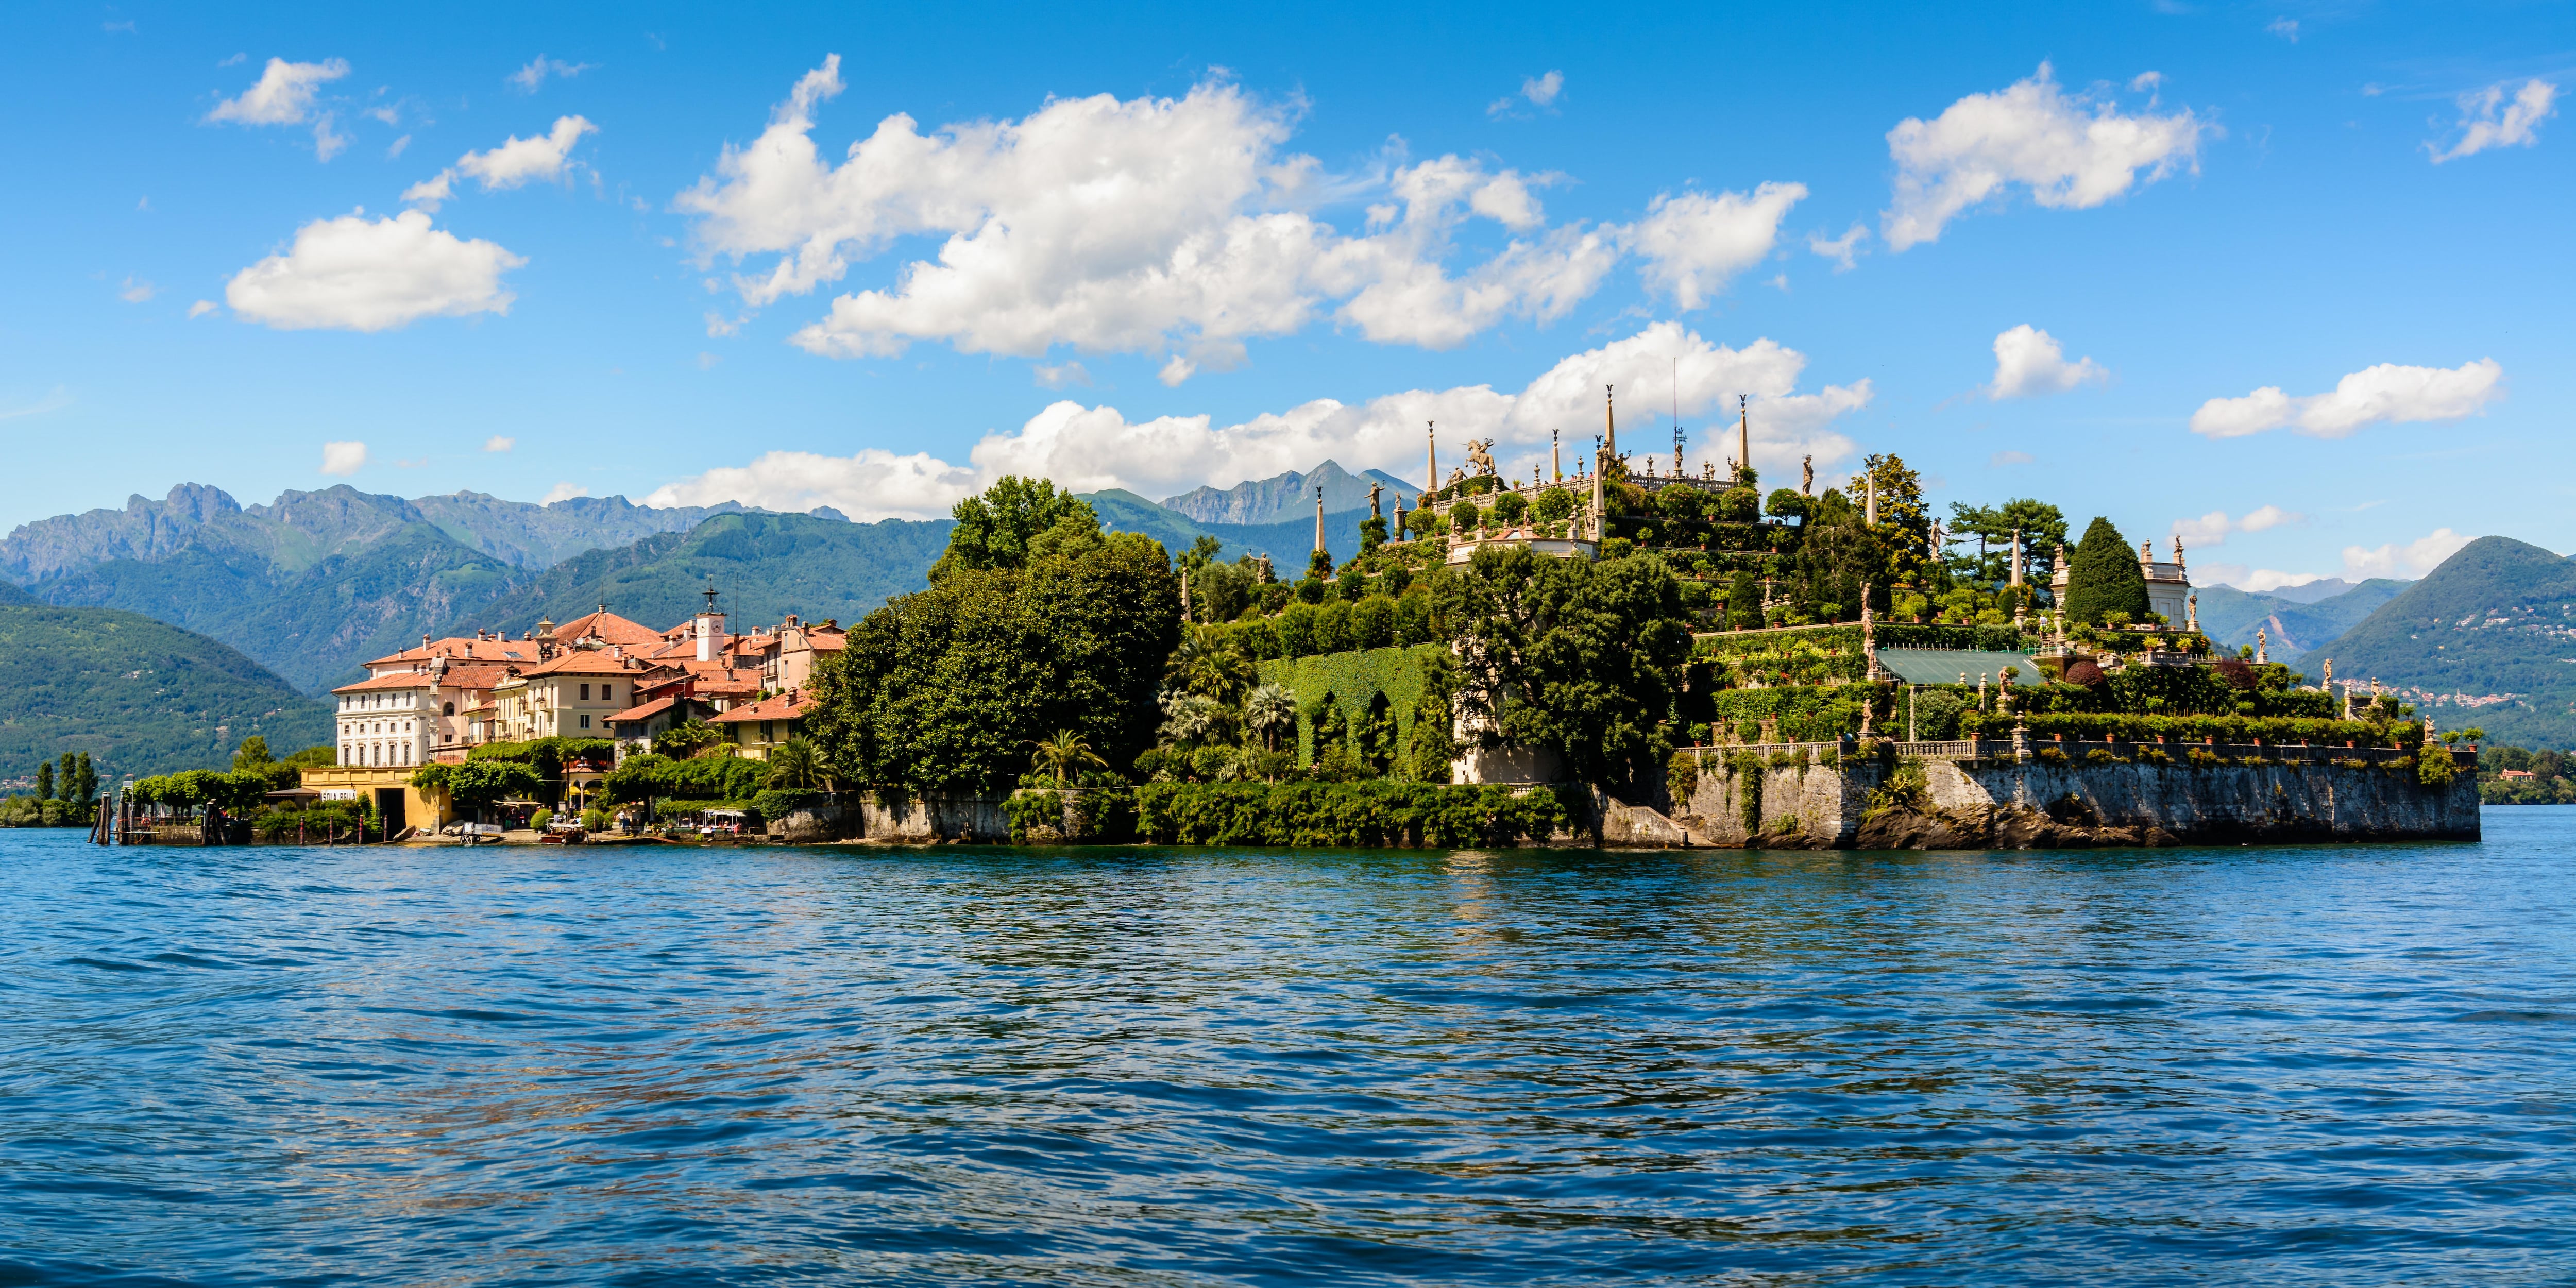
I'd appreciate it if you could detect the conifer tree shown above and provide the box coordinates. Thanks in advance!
[1728,570,1762,629]
[2063,517,2150,624]
[73,753,97,804]
[35,760,54,801]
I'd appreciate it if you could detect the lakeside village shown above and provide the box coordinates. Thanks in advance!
[69,391,2484,849]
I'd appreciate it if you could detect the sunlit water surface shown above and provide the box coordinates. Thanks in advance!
[2,812,2572,1285]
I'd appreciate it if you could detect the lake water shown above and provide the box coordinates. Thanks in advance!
[2,814,2571,1285]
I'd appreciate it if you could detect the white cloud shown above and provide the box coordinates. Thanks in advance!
[1629,182,1807,308]
[386,134,410,159]
[1807,223,1867,271]
[2201,565,2324,594]
[1883,62,2206,250]
[1033,361,1091,389]
[2266,18,2299,42]
[207,57,351,159]
[403,115,597,210]
[1989,449,2034,466]
[645,321,1869,520]
[2171,504,2303,550]
[225,209,525,332]
[484,435,515,452]
[1988,324,2108,398]
[187,299,217,318]
[2190,358,2503,438]
[541,482,589,503]
[676,62,1732,378]
[320,440,368,475]
[2344,528,2472,579]
[208,57,347,126]
[118,277,155,303]
[508,56,594,93]
[2430,79,2558,163]
[646,447,983,520]
[1488,70,1564,118]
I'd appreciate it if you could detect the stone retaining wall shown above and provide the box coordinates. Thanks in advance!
[1683,756,2478,849]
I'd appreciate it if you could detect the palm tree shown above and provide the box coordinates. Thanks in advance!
[1030,730,1108,785]
[765,736,828,789]
[1245,684,1298,752]
[1166,624,1258,704]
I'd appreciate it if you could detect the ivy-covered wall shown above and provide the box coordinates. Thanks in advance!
[1258,642,1446,765]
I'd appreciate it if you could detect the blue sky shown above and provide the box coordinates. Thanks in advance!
[2,1,2567,590]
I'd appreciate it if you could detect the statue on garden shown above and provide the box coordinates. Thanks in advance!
[1464,437,1499,477]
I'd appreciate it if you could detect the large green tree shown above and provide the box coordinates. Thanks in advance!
[932,476,1097,582]
[1437,545,1692,794]
[2063,516,2150,624]
[807,481,1180,794]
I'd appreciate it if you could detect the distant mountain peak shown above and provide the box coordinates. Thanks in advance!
[1158,460,1415,526]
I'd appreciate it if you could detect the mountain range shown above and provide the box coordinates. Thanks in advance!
[1158,461,1415,526]
[0,473,1395,703]
[2291,536,2576,748]
[2192,579,2410,656]
[17,469,2573,770]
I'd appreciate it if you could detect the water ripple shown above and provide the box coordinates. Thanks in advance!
[0,814,2572,1284]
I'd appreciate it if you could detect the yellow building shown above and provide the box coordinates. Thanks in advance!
[301,765,451,836]
[710,688,812,761]
[492,648,646,741]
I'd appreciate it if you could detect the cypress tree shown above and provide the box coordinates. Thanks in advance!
[35,761,54,801]
[74,753,97,804]
[2063,517,2150,624]
[59,753,77,801]
[1727,570,1762,629]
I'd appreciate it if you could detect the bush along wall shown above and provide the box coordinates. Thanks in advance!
[1960,711,2418,747]
[1133,781,1580,848]
[1258,643,1447,767]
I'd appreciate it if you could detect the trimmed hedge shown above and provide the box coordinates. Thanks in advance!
[1134,781,1579,848]
[1258,643,1446,765]
[1699,688,1870,743]
[1961,710,2415,747]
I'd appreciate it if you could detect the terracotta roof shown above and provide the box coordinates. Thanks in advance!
[605,695,681,724]
[433,663,513,690]
[364,637,542,668]
[802,635,846,652]
[333,671,437,694]
[524,649,642,676]
[711,689,812,724]
[548,609,664,647]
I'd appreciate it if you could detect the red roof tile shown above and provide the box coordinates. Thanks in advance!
[711,689,812,723]
[605,695,681,724]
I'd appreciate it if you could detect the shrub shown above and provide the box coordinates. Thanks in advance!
[2037,746,2069,765]
[2139,747,2174,766]
[1489,492,1529,526]
[1133,781,1576,847]
[2065,659,2106,687]
[751,788,828,824]
[2417,742,2457,788]
[2188,749,2222,768]
[1451,499,1482,531]
[531,808,554,831]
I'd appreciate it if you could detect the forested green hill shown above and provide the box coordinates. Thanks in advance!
[2195,580,2408,655]
[2295,536,2576,748]
[0,602,330,778]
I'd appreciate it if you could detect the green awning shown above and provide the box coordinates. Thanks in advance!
[1874,647,2045,686]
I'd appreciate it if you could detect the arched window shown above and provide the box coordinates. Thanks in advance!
[443,702,455,716]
